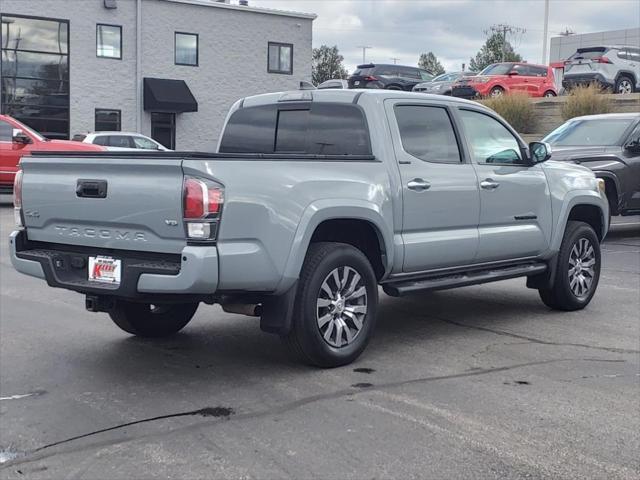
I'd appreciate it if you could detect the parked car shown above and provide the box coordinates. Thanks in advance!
[11,90,608,367]
[412,71,476,95]
[562,46,639,94]
[451,62,558,99]
[543,113,640,217]
[73,132,171,151]
[0,115,104,194]
[317,79,349,90]
[348,63,433,91]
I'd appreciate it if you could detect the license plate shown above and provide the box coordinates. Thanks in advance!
[88,256,121,285]
[354,81,360,86]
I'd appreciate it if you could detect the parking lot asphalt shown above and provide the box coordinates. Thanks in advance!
[0,196,638,479]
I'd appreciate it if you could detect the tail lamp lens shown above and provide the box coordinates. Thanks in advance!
[183,176,224,241]
[13,169,24,228]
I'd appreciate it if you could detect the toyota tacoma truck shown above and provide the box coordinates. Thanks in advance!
[10,90,609,367]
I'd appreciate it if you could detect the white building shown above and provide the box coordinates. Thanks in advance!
[549,28,640,62]
[1,0,315,150]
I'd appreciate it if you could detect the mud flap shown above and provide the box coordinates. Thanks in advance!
[526,254,557,290]
[260,282,298,335]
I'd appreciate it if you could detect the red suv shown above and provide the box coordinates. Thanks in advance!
[0,115,104,193]
[451,62,558,99]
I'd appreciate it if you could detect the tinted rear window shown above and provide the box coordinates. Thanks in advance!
[219,103,372,156]
[573,48,608,59]
[353,68,373,76]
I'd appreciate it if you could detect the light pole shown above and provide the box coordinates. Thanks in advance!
[357,46,372,64]
[542,0,550,64]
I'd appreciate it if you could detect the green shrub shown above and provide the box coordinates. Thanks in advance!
[561,84,612,120]
[481,92,537,133]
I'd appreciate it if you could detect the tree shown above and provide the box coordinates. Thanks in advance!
[312,45,348,85]
[469,32,523,72]
[418,52,445,76]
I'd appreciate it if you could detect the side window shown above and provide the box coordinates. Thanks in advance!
[458,109,524,165]
[616,50,628,61]
[0,120,12,141]
[529,66,547,77]
[394,105,462,164]
[398,67,419,79]
[628,48,640,62]
[133,136,159,149]
[92,135,110,146]
[511,64,528,76]
[109,135,133,148]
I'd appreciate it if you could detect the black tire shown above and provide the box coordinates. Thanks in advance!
[538,221,601,311]
[109,301,199,337]
[489,86,505,97]
[615,75,635,94]
[282,242,378,368]
[543,90,557,97]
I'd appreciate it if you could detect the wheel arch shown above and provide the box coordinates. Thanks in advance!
[615,70,637,89]
[276,201,393,294]
[551,193,609,251]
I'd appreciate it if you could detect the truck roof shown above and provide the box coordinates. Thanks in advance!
[240,89,482,109]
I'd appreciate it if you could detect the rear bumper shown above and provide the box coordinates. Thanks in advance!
[10,230,218,299]
[563,73,614,89]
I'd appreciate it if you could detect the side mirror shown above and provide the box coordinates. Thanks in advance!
[529,141,552,163]
[624,139,640,154]
[12,129,32,145]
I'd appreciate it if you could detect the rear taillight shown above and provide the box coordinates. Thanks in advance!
[594,56,612,64]
[364,75,378,81]
[13,169,24,228]
[182,176,224,242]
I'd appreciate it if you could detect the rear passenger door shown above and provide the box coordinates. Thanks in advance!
[385,100,480,272]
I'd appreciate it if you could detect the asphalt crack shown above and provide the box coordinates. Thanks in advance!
[434,317,639,354]
[1,357,622,468]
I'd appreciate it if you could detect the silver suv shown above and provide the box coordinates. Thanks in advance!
[563,46,640,94]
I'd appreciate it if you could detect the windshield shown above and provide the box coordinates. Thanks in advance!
[12,118,46,141]
[433,72,458,82]
[544,118,635,146]
[480,64,513,75]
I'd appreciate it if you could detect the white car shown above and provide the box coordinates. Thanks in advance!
[73,132,171,151]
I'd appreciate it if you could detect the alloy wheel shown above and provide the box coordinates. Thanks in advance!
[490,88,504,97]
[316,266,367,348]
[617,79,633,94]
[568,237,597,299]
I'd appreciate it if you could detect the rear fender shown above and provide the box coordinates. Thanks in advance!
[275,199,393,295]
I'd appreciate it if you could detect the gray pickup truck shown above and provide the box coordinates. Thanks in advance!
[10,90,609,367]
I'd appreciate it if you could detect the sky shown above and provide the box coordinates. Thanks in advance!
[252,0,640,73]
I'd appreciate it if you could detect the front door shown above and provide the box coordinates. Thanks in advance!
[151,113,175,149]
[456,108,552,262]
[385,100,480,272]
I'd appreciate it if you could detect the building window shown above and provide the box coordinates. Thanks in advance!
[175,32,198,66]
[1,14,70,139]
[95,109,121,131]
[97,24,122,59]
[268,42,293,74]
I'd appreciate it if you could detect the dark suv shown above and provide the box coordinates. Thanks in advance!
[348,63,433,91]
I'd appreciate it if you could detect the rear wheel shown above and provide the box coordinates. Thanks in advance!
[615,75,634,94]
[543,90,557,97]
[282,242,378,367]
[109,301,199,337]
[539,221,601,311]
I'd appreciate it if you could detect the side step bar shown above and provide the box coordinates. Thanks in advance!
[383,262,547,297]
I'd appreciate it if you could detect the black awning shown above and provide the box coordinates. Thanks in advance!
[143,78,198,113]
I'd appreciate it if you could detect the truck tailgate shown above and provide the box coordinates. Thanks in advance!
[20,156,186,254]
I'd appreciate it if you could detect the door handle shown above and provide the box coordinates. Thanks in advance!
[407,178,431,191]
[480,179,500,190]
